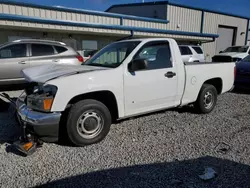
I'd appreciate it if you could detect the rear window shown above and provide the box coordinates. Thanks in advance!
[179,46,192,55]
[192,46,203,54]
[31,44,55,56]
[54,46,67,54]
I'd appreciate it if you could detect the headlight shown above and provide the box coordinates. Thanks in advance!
[27,85,57,112]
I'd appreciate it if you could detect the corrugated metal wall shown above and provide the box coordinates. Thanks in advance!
[123,19,167,30]
[0,2,248,61]
[0,3,167,35]
[0,3,120,25]
[0,29,116,50]
[0,2,212,44]
[167,5,202,33]
[202,12,248,61]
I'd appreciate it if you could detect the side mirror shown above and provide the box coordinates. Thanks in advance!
[128,58,148,72]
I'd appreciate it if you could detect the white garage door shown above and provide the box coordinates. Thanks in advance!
[216,26,235,54]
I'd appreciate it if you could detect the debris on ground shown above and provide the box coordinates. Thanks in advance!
[198,167,217,181]
[215,142,231,154]
[0,142,11,153]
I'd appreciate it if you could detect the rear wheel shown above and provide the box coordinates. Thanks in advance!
[194,84,217,114]
[66,99,111,146]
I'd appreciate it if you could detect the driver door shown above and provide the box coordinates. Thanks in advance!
[124,40,178,116]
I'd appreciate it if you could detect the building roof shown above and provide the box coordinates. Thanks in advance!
[106,1,250,20]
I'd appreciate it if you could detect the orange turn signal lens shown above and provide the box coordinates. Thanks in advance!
[23,142,33,151]
[43,98,54,111]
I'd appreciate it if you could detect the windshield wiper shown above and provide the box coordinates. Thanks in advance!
[85,63,116,68]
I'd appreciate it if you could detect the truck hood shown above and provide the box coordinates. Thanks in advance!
[21,64,109,83]
[216,52,247,58]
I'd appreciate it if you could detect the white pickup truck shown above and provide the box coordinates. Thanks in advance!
[213,45,250,62]
[16,38,235,146]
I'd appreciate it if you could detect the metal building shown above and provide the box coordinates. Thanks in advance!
[0,0,249,60]
[107,1,250,60]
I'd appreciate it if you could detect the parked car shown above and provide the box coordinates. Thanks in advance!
[0,39,83,85]
[212,45,250,62]
[234,54,250,90]
[16,38,235,146]
[179,45,205,63]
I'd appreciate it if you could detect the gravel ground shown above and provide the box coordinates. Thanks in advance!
[0,90,250,188]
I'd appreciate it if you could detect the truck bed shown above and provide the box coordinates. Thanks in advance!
[180,61,235,106]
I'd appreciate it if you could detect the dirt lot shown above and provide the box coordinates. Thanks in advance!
[0,90,250,188]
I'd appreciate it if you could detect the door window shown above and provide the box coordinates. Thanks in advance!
[0,44,27,59]
[31,44,55,56]
[135,41,172,69]
[179,46,192,55]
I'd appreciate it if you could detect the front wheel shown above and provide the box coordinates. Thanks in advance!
[66,99,112,146]
[194,84,217,114]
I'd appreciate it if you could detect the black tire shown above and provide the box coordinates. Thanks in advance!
[66,99,111,146]
[194,84,217,114]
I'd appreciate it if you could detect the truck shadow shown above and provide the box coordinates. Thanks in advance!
[231,87,250,95]
[37,156,250,188]
[115,105,197,124]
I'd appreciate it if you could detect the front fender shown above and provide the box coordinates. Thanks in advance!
[46,68,125,117]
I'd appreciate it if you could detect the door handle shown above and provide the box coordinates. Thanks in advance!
[18,61,26,64]
[165,71,176,78]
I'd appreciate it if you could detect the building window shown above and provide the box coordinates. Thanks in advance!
[81,40,98,57]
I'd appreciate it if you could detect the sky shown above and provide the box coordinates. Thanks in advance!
[16,0,250,18]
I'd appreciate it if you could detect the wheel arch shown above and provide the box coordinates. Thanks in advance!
[203,77,223,94]
[67,90,119,122]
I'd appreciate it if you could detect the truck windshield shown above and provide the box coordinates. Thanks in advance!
[84,41,140,68]
[224,46,249,53]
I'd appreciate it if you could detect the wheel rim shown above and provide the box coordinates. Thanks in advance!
[203,91,214,109]
[76,111,103,139]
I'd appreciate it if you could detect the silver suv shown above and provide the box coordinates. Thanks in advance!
[0,39,83,85]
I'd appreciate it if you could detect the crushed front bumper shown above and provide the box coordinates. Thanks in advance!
[16,96,61,142]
